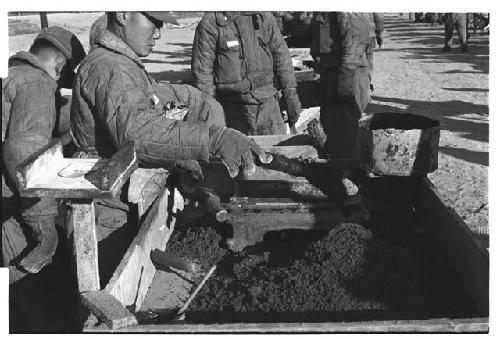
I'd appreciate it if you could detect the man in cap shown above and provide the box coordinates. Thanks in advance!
[191,11,302,135]
[71,12,271,281]
[2,26,86,283]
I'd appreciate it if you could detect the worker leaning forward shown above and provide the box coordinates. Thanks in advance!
[2,27,85,284]
[71,12,272,283]
[191,11,302,135]
[311,12,372,160]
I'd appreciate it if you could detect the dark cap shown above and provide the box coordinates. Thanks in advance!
[143,12,179,25]
[35,26,86,69]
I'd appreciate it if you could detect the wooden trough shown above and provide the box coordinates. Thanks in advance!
[75,135,488,333]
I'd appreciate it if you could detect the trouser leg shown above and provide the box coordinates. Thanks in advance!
[320,66,370,159]
[221,101,254,135]
[222,97,286,135]
[456,14,468,45]
[255,96,287,135]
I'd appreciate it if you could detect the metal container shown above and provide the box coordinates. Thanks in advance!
[358,113,440,176]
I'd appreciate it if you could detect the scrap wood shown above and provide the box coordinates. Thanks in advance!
[81,290,137,330]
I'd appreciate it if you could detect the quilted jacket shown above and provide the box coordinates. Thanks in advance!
[311,12,372,71]
[71,30,224,165]
[192,11,297,104]
[2,51,58,183]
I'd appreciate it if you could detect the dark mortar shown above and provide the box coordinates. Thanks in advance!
[158,187,478,324]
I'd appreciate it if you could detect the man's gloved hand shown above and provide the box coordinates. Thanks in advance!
[175,159,204,181]
[282,88,301,124]
[376,34,383,47]
[336,65,357,101]
[209,126,273,178]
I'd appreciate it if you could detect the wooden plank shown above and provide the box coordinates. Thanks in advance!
[250,134,315,147]
[81,291,137,329]
[17,141,138,199]
[264,145,318,159]
[414,178,489,315]
[104,187,184,312]
[288,47,313,60]
[15,139,64,190]
[71,200,100,292]
[85,141,138,191]
[85,317,488,333]
[128,168,169,217]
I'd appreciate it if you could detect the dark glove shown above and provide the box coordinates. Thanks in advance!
[208,126,273,178]
[336,65,357,101]
[175,159,204,182]
[282,88,302,124]
[376,34,383,47]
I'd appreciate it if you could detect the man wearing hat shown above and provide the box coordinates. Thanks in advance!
[71,12,271,282]
[2,26,86,283]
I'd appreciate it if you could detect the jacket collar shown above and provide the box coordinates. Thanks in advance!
[216,11,260,26]
[8,51,54,79]
[96,30,145,69]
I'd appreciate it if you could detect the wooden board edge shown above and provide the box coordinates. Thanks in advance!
[81,290,138,330]
[84,317,489,333]
[15,138,63,190]
[103,187,183,309]
[415,177,489,315]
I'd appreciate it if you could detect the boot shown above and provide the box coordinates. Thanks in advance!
[461,44,469,53]
[442,45,452,52]
[18,216,58,274]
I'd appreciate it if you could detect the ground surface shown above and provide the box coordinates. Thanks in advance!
[7,12,489,238]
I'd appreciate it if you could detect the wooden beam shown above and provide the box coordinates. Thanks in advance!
[249,134,315,147]
[17,140,138,199]
[128,168,169,217]
[414,178,489,316]
[85,317,488,333]
[16,139,64,190]
[71,200,100,292]
[81,291,137,329]
[104,187,184,312]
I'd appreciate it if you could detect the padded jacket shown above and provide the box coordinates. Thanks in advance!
[311,12,372,71]
[71,30,223,166]
[192,11,297,104]
[2,52,58,186]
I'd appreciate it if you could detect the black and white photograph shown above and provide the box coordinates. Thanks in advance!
[1,2,492,334]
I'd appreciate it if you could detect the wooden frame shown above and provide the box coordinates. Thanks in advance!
[16,139,138,199]
[81,134,488,333]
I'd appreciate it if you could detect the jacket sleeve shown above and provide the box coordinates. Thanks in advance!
[156,82,226,128]
[6,80,55,145]
[191,16,218,97]
[3,80,56,179]
[337,12,371,68]
[89,66,211,166]
[266,12,297,90]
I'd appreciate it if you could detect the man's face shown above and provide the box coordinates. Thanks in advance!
[123,12,162,57]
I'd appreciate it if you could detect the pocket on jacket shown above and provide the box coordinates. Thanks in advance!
[215,36,242,85]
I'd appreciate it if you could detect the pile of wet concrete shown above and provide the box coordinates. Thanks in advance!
[163,211,477,324]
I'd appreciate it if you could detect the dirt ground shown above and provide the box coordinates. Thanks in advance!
[7,12,489,237]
